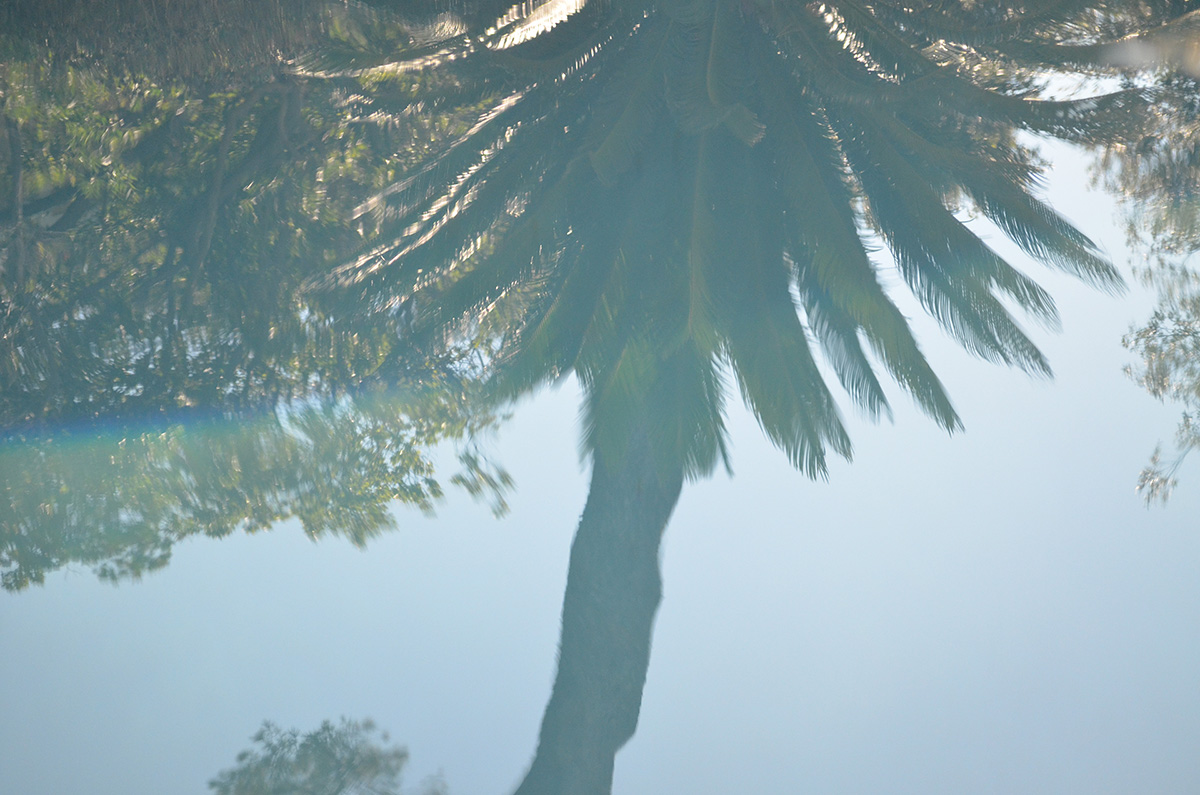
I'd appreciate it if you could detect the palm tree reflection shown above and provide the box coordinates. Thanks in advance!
[327,1,1187,791]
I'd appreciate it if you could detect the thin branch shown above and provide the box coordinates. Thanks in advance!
[5,114,26,282]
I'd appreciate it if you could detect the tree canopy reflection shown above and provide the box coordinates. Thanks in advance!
[1096,57,1200,501]
[0,383,510,590]
[0,5,510,588]
[210,718,445,795]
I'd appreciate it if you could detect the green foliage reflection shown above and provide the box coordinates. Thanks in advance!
[1096,49,1200,501]
[0,382,510,591]
[210,718,446,795]
[0,5,510,589]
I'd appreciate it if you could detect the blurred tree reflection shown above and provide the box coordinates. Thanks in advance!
[0,380,511,591]
[1124,285,1200,502]
[1091,20,1200,502]
[0,4,511,588]
[210,718,446,795]
[321,1,1189,792]
[1,0,324,87]
[0,24,476,425]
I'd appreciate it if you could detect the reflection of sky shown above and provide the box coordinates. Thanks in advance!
[3,145,1200,794]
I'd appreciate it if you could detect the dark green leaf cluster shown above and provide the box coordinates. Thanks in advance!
[209,717,446,795]
[1,0,326,88]
[0,381,511,591]
[1121,269,1200,503]
[0,11,512,588]
[325,0,1162,480]
[0,10,496,427]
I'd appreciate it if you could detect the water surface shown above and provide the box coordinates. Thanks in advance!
[3,2,1200,793]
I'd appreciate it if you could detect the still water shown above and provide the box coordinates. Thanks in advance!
[3,1,1200,793]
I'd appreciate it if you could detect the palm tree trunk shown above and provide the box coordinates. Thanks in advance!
[513,430,684,795]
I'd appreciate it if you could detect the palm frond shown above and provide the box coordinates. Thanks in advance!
[760,60,961,430]
[416,155,592,333]
[580,335,729,480]
[765,2,911,106]
[841,118,1053,375]
[867,107,1122,289]
[843,110,1064,328]
[292,3,471,77]
[698,128,851,477]
[722,267,852,479]
[487,0,594,51]
[910,77,1150,145]
[999,8,1200,68]
[794,268,892,422]
[870,0,1100,48]
[586,16,671,184]
[489,177,632,399]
